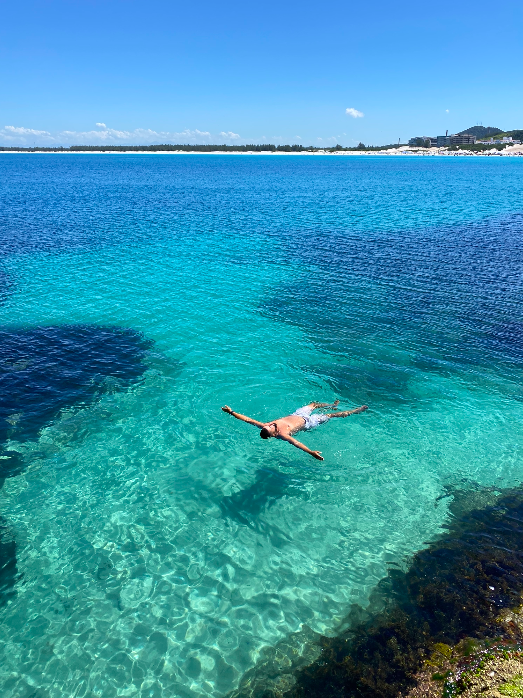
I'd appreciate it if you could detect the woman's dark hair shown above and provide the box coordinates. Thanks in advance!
[260,427,271,439]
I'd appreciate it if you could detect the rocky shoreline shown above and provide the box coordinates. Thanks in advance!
[228,486,523,698]
[406,636,523,698]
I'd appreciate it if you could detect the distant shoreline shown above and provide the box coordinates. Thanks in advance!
[1,148,523,157]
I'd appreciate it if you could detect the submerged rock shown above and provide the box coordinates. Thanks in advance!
[0,324,153,608]
[407,642,523,698]
[0,324,152,476]
[277,489,523,698]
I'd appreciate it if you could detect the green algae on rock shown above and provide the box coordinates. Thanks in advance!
[405,643,523,697]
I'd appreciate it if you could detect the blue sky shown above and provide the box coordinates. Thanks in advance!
[1,0,522,146]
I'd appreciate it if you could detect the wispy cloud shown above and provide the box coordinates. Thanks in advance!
[218,131,240,140]
[0,124,243,146]
[4,125,52,137]
[345,108,364,118]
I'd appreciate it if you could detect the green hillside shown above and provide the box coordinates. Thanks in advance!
[458,126,502,137]
[490,129,523,141]
[458,126,522,141]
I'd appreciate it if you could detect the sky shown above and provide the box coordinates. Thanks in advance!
[1,0,522,147]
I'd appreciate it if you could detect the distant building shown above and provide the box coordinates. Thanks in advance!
[408,136,437,147]
[409,132,477,148]
[449,133,476,145]
[437,135,451,147]
[478,137,521,145]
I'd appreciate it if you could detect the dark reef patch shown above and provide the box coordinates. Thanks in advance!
[300,361,413,411]
[0,450,25,480]
[260,214,523,395]
[270,488,523,698]
[0,324,153,606]
[0,325,152,469]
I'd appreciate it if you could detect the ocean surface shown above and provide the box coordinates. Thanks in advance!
[0,153,523,698]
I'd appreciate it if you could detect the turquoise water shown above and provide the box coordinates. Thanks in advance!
[1,154,523,698]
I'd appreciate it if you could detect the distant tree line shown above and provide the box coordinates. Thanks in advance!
[67,144,312,152]
[0,146,71,152]
[0,142,408,153]
[0,144,314,153]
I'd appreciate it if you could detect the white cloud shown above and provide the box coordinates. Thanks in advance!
[0,125,55,145]
[218,131,240,140]
[4,125,52,136]
[0,124,243,146]
[345,108,364,118]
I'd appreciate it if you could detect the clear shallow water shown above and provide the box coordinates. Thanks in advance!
[0,154,523,698]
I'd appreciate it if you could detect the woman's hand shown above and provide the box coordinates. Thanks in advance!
[222,405,233,414]
[311,451,324,461]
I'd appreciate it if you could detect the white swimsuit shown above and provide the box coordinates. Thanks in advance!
[292,406,331,431]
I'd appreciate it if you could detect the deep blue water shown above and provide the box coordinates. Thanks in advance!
[0,154,522,698]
